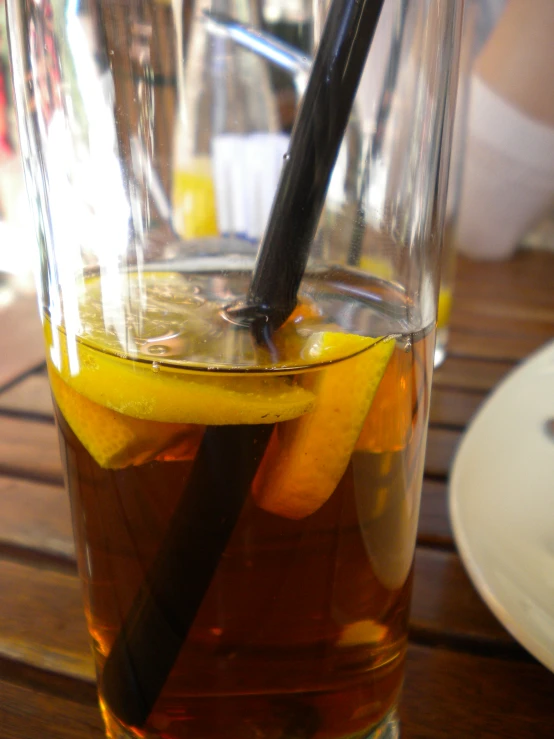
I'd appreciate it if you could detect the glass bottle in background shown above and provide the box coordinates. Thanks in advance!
[172,0,287,241]
[260,0,312,133]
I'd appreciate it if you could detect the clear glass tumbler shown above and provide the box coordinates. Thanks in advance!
[6,0,461,737]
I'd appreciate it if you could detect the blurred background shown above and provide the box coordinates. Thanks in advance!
[0,5,553,734]
[1,0,35,291]
[1,0,553,295]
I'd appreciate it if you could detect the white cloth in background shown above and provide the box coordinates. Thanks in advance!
[456,77,554,260]
[212,132,290,240]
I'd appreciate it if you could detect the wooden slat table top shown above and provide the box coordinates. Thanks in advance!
[0,249,553,738]
[0,289,46,391]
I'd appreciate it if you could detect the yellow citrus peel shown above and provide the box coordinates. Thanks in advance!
[45,320,316,428]
[252,333,395,519]
[48,366,203,469]
[46,271,393,481]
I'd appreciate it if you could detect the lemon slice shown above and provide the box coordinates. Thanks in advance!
[252,333,395,519]
[45,320,315,427]
[45,271,319,468]
[49,366,202,469]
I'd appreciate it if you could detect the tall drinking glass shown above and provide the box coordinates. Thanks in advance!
[6,0,461,737]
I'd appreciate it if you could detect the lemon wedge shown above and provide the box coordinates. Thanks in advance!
[44,271,319,468]
[45,319,315,427]
[252,333,395,519]
[49,366,203,469]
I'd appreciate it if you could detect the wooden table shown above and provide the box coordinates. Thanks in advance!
[1,251,554,738]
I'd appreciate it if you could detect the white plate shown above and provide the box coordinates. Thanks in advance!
[449,339,554,672]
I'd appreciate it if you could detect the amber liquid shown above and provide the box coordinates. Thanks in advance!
[53,271,434,739]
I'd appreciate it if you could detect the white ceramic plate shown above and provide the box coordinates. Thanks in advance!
[449,339,554,672]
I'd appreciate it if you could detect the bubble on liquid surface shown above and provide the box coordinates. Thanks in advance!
[74,267,417,370]
[147,345,169,356]
[172,295,205,307]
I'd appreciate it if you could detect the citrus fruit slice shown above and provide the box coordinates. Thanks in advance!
[45,319,316,427]
[49,366,203,469]
[252,333,395,519]
[355,344,413,453]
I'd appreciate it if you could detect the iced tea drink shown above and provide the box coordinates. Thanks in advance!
[48,266,433,739]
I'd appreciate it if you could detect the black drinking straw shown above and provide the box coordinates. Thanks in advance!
[101,0,385,728]
[101,424,274,726]
[232,0,386,335]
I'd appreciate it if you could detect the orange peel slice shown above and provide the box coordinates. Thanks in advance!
[48,366,203,469]
[252,333,395,519]
[355,344,414,454]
